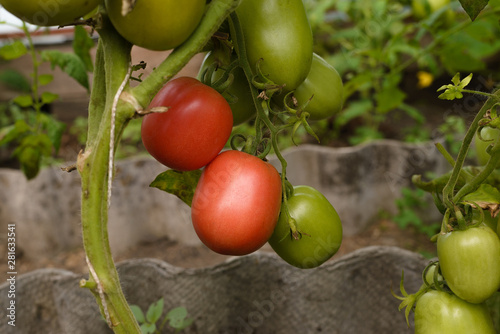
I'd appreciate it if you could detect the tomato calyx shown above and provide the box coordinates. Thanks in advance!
[393,262,447,327]
[250,58,286,98]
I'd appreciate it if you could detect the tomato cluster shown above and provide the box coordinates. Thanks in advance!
[140,0,344,265]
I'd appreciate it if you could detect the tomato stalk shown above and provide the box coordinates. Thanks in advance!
[441,89,500,215]
[78,1,242,333]
[229,12,306,239]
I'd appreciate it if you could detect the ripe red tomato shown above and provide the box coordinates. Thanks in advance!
[141,77,233,171]
[191,150,282,255]
[268,186,343,269]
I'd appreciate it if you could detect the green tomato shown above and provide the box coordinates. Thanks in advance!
[412,0,454,23]
[437,224,500,304]
[198,51,256,126]
[268,185,343,269]
[414,290,496,334]
[105,0,205,51]
[293,53,344,121]
[234,0,313,91]
[475,127,500,167]
[0,0,100,26]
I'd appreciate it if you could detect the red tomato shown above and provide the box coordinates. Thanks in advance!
[191,150,282,255]
[141,77,233,171]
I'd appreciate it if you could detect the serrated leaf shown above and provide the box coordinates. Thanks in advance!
[40,50,89,90]
[130,305,145,324]
[461,184,500,217]
[13,94,33,108]
[150,170,202,207]
[38,74,54,86]
[459,0,489,21]
[146,298,164,324]
[0,69,31,92]
[41,91,59,105]
[73,26,95,72]
[0,40,28,60]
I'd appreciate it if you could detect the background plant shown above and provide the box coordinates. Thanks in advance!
[0,24,94,178]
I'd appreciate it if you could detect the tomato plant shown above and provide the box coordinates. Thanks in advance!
[437,224,500,304]
[191,150,282,255]
[141,77,233,171]
[291,53,344,121]
[105,0,206,51]
[268,185,342,269]
[414,290,496,333]
[234,0,313,91]
[0,0,100,26]
[198,51,256,125]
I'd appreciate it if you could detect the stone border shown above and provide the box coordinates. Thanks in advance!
[0,141,448,260]
[0,246,428,334]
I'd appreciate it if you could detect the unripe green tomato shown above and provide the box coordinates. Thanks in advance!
[105,0,205,51]
[268,186,342,269]
[412,0,454,24]
[414,290,496,334]
[475,127,500,167]
[293,53,344,121]
[198,52,256,126]
[0,0,100,26]
[437,224,500,304]
[234,0,313,91]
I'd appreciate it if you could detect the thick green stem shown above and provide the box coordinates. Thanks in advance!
[78,2,241,333]
[442,88,500,212]
[79,15,139,333]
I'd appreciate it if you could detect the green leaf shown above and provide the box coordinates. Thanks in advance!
[38,74,54,86]
[40,50,89,90]
[41,91,59,105]
[146,298,164,324]
[0,40,28,60]
[130,305,146,324]
[150,170,202,207]
[461,183,500,217]
[140,323,156,334]
[0,69,31,92]
[334,99,373,128]
[166,307,193,330]
[459,0,489,21]
[40,113,66,153]
[0,120,31,146]
[12,133,52,179]
[375,82,406,114]
[13,94,34,108]
[73,26,95,72]
[459,73,473,88]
